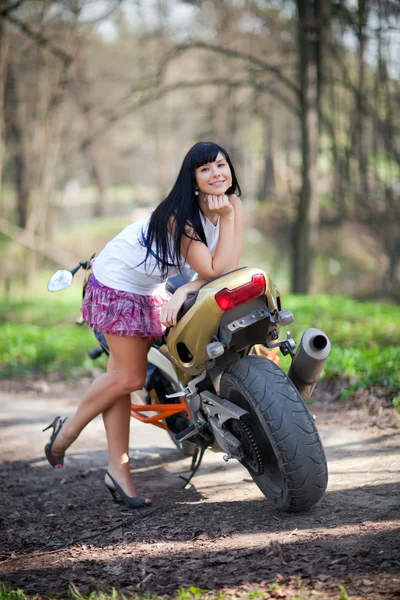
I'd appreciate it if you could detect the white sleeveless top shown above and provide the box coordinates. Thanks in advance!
[92,210,220,296]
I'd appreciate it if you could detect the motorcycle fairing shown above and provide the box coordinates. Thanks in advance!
[166,267,281,375]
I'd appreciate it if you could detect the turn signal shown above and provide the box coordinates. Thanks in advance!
[278,310,294,326]
[215,273,266,311]
[206,341,225,359]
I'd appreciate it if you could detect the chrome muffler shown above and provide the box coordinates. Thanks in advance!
[288,328,331,401]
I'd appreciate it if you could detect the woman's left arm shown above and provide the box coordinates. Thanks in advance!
[160,278,207,327]
[161,197,244,327]
[227,194,244,271]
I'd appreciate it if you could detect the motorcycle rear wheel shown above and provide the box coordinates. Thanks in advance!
[220,355,328,512]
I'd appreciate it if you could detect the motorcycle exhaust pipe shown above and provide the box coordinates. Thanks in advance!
[288,328,331,401]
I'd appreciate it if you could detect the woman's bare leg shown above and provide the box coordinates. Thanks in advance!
[51,334,150,456]
[102,349,151,499]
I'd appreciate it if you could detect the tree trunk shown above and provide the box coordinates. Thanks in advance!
[226,91,240,167]
[38,100,65,243]
[0,9,8,205]
[382,228,400,295]
[355,0,369,201]
[87,151,108,218]
[258,111,276,200]
[74,39,108,217]
[5,57,31,229]
[292,0,319,293]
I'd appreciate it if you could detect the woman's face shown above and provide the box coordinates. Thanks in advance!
[194,152,232,196]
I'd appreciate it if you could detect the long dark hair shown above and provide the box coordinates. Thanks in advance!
[143,141,241,278]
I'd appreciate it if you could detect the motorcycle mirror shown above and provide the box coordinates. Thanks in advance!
[47,269,73,292]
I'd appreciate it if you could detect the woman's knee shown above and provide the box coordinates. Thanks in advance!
[117,371,146,394]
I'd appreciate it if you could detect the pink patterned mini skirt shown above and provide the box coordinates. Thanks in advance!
[81,274,171,338]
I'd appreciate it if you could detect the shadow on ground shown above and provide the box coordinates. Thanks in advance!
[0,445,399,596]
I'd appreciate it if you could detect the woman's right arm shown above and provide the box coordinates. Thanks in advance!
[180,195,236,280]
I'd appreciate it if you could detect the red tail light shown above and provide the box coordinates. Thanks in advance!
[215,273,266,311]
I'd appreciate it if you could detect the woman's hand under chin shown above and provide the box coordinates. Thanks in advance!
[205,194,234,218]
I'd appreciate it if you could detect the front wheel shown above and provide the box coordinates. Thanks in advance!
[220,356,328,512]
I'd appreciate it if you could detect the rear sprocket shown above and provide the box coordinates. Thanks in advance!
[229,418,264,476]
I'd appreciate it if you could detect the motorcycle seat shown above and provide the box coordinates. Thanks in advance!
[175,266,249,322]
[165,266,197,294]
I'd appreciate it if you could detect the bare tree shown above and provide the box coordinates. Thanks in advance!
[258,109,277,200]
[72,38,109,217]
[5,54,30,229]
[0,0,8,204]
[292,0,320,293]
[324,0,400,294]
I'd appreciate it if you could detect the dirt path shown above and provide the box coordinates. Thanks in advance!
[0,381,399,599]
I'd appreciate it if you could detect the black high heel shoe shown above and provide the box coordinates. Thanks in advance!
[105,471,152,508]
[43,416,68,468]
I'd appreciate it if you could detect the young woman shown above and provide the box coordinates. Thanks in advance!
[43,141,244,508]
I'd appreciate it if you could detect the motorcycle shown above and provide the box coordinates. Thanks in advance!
[48,260,331,512]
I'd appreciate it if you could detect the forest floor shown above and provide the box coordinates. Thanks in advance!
[0,379,399,600]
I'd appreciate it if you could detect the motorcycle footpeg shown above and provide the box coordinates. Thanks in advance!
[175,422,201,443]
[88,347,104,360]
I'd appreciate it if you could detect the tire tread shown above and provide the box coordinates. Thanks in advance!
[220,355,328,512]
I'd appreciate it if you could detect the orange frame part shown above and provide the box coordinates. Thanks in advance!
[130,397,191,431]
[252,343,281,366]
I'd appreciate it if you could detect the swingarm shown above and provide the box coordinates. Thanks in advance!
[166,375,249,459]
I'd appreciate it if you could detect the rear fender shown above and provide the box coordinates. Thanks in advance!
[166,267,279,375]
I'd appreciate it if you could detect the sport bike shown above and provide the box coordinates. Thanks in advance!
[48,261,331,512]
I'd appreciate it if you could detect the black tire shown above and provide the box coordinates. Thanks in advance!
[220,355,328,512]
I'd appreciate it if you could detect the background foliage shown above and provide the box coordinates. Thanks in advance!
[2,278,400,406]
[0,0,399,405]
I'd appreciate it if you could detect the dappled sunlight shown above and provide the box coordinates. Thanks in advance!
[1,525,399,597]
[1,401,399,596]
[1,0,399,597]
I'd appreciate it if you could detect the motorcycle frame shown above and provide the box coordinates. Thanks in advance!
[130,346,191,431]
[130,396,191,431]
[74,265,284,435]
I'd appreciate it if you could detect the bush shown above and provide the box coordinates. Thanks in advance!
[1,289,400,403]
[275,294,400,402]
[0,322,101,378]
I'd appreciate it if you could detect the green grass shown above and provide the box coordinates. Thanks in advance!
[0,322,100,378]
[1,280,400,403]
[277,294,400,402]
[0,582,375,600]
[0,586,30,600]
[338,585,350,600]
[281,294,400,347]
[0,279,106,378]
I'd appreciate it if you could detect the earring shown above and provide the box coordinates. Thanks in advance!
[194,189,199,196]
